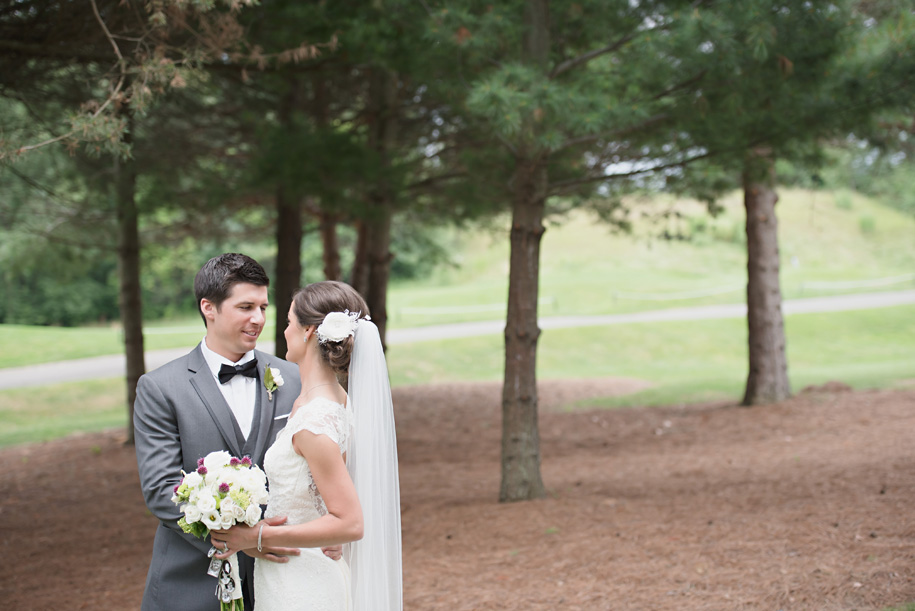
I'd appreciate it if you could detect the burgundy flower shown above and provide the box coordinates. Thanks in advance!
[229,457,240,467]
[173,484,180,494]
[240,456,252,467]
[197,457,205,468]
[219,482,230,494]
[197,466,207,475]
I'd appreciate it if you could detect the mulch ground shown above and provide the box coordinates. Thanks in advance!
[2,379,914,610]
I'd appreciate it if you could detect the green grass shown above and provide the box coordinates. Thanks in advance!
[3,188,914,367]
[387,304,915,409]
[0,317,272,369]
[0,378,127,447]
[1,188,914,447]
[387,188,915,324]
[3,303,911,448]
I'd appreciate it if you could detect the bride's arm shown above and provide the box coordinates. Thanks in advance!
[213,430,363,555]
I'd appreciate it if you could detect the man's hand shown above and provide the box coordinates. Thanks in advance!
[247,547,301,563]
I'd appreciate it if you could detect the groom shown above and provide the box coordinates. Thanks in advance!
[135,253,302,610]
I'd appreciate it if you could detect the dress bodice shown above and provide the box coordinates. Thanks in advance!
[262,397,352,525]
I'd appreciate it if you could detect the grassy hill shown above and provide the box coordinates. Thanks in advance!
[2,188,914,446]
[383,187,915,403]
[387,188,915,323]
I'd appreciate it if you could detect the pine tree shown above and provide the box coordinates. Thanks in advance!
[429,0,715,501]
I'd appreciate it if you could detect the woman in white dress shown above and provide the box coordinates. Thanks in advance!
[211,281,402,610]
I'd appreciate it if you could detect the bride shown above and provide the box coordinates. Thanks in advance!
[211,281,402,610]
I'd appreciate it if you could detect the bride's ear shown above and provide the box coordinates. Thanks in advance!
[303,325,317,342]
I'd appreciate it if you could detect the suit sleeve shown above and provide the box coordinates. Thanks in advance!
[134,373,212,555]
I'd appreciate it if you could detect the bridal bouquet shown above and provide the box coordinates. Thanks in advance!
[171,451,269,611]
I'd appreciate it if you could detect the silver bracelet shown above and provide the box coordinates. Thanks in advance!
[257,523,265,553]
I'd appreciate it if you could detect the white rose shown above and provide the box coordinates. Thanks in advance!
[269,368,285,387]
[219,512,235,530]
[316,311,358,343]
[196,493,217,513]
[183,471,203,489]
[244,503,262,527]
[203,451,232,474]
[184,504,202,524]
[232,503,247,520]
[221,470,241,488]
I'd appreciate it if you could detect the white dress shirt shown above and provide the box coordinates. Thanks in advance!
[200,338,257,439]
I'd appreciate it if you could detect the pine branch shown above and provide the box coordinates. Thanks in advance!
[548,149,714,195]
[0,40,113,62]
[556,113,670,152]
[406,170,467,192]
[1,165,88,210]
[550,32,640,79]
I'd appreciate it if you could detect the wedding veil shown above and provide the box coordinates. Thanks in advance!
[344,319,403,610]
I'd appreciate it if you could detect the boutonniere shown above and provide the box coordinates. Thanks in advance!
[264,365,284,401]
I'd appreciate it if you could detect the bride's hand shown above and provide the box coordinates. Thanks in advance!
[212,516,303,562]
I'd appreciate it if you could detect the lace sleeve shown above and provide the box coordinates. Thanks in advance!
[288,398,350,453]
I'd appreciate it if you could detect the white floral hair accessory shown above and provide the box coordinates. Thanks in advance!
[315,309,365,344]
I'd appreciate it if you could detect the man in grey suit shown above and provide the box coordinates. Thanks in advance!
[135,253,305,610]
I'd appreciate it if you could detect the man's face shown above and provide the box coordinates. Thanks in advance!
[201,282,269,362]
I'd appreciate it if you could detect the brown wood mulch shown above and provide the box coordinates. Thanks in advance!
[1,379,914,610]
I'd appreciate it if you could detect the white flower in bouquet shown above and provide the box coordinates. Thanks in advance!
[202,510,221,531]
[218,512,234,530]
[244,503,261,527]
[172,451,269,611]
[203,450,233,474]
[183,470,203,488]
[183,504,202,523]
[196,492,217,513]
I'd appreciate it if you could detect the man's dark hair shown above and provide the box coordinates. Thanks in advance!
[194,253,270,326]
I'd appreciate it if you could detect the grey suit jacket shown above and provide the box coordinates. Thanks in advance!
[134,344,300,611]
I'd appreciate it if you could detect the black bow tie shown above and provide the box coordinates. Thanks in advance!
[218,359,258,384]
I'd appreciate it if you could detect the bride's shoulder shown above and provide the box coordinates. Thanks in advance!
[287,396,351,446]
[290,396,346,421]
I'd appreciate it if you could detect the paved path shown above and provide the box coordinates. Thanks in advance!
[1,289,913,391]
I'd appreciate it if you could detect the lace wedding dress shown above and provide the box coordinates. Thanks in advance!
[254,397,353,611]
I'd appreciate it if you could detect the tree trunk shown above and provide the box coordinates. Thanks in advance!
[310,75,341,282]
[114,116,144,446]
[365,209,393,350]
[362,66,398,347]
[742,152,791,405]
[273,184,303,359]
[273,77,304,359]
[499,0,550,503]
[350,220,370,295]
[500,157,548,502]
[319,211,341,281]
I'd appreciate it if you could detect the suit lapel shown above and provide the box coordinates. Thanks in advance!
[251,350,279,463]
[187,345,243,457]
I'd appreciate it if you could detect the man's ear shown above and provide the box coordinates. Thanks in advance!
[200,298,218,324]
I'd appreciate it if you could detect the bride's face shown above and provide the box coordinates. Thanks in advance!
[284,304,307,363]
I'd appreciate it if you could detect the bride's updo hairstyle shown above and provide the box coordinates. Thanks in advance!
[291,281,370,381]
